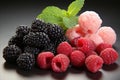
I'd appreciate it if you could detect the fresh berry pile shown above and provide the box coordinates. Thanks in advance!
[2,0,119,74]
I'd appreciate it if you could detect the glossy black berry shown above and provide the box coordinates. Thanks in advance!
[17,53,35,71]
[3,45,22,63]
[47,24,64,40]
[16,25,30,37]
[23,32,50,47]
[31,19,48,34]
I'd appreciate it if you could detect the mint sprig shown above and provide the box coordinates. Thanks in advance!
[37,0,84,30]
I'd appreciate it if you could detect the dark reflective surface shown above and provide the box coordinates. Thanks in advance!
[0,0,120,80]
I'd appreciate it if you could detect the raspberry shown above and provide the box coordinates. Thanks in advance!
[100,48,118,65]
[16,25,30,38]
[51,54,70,72]
[76,38,96,54]
[85,51,97,57]
[57,41,72,56]
[23,32,50,47]
[47,24,64,41]
[37,52,54,69]
[3,45,22,63]
[31,19,48,34]
[96,43,112,55]
[70,50,85,67]
[17,53,35,71]
[85,55,103,73]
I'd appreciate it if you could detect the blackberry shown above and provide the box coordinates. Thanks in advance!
[24,46,41,55]
[8,35,24,51]
[47,24,64,40]
[23,32,50,47]
[31,19,48,34]
[43,43,56,54]
[16,25,30,37]
[3,45,22,63]
[17,53,35,71]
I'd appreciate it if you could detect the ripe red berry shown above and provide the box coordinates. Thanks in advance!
[96,43,112,55]
[76,38,96,54]
[85,55,103,73]
[100,48,118,65]
[51,54,70,72]
[70,50,85,67]
[57,41,72,56]
[37,52,54,69]
[85,50,97,57]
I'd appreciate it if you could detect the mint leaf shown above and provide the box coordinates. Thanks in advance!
[67,0,84,17]
[63,16,78,28]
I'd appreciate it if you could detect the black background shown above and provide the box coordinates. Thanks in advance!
[0,0,120,80]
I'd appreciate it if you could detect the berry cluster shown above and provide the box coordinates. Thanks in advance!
[3,11,119,74]
[3,19,68,71]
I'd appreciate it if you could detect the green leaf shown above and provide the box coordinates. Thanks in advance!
[63,16,78,28]
[67,0,84,17]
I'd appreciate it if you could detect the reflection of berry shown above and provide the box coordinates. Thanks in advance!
[37,52,54,69]
[3,45,22,63]
[100,48,118,65]
[70,50,85,67]
[31,19,48,34]
[16,25,30,37]
[51,54,70,72]
[57,42,72,56]
[23,32,50,47]
[85,55,103,73]
[17,53,35,71]
[96,43,112,55]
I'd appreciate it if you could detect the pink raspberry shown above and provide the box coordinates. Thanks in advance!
[86,34,104,46]
[85,55,103,73]
[51,54,70,72]
[97,26,116,45]
[70,50,85,67]
[76,38,96,54]
[57,41,72,56]
[37,52,54,69]
[100,48,118,65]
[96,43,112,55]
[78,11,102,34]
[85,51,97,57]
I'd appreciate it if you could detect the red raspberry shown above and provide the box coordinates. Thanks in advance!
[37,52,54,69]
[96,43,112,55]
[85,51,97,57]
[70,50,85,67]
[57,41,72,56]
[85,55,103,73]
[100,48,118,65]
[51,54,70,72]
[76,38,96,54]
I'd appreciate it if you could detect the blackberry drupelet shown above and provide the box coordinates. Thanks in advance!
[16,25,30,37]
[31,19,48,34]
[43,43,56,54]
[3,45,22,63]
[8,35,24,51]
[17,53,35,71]
[54,36,69,48]
[24,46,41,55]
[47,24,64,40]
[23,32,50,47]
